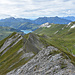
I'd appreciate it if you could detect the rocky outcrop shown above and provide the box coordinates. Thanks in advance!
[0,32,50,75]
[7,46,75,75]
[0,33,22,55]
[0,32,75,75]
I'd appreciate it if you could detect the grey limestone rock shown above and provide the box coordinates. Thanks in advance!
[7,46,75,75]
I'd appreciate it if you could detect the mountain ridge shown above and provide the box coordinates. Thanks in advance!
[0,16,72,31]
[34,21,75,55]
[0,32,75,75]
[34,16,72,24]
[0,21,75,75]
[61,16,75,21]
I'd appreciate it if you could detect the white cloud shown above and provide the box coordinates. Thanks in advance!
[0,0,75,19]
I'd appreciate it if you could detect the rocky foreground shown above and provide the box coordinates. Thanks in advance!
[7,46,75,75]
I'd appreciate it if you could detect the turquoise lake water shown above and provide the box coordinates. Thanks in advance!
[21,30,32,34]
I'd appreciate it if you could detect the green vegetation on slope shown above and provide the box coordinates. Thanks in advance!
[0,32,50,75]
[34,22,75,54]
[0,32,17,49]
[34,22,75,64]
[0,33,34,75]
[0,21,75,75]
[0,26,22,40]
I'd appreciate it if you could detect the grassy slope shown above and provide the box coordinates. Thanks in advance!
[34,23,75,54]
[34,22,75,64]
[0,32,49,75]
[0,33,34,75]
[0,26,22,40]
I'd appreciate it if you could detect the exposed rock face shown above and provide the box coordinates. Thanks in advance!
[0,32,75,75]
[7,46,75,75]
[0,33,22,55]
[0,32,50,75]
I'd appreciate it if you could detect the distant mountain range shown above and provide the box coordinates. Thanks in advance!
[33,16,72,24]
[0,17,39,31]
[61,16,75,21]
[0,16,73,31]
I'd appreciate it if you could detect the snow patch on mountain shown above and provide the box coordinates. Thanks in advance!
[39,22,51,28]
[46,25,51,28]
[70,24,75,28]
[68,22,71,26]
[54,31,59,34]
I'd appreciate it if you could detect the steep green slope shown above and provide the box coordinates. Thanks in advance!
[0,32,49,75]
[0,32,24,75]
[34,22,75,55]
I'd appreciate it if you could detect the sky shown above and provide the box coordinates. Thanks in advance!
[0,0,75,19]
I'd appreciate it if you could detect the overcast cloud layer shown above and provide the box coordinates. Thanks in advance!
[0,0,75,19]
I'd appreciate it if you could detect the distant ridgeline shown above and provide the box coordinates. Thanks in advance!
[61,16,75,21]
[0,16,72,31]
[0,16,74,40]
